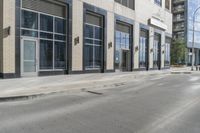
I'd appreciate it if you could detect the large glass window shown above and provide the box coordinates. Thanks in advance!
[84,13,103,70]
[115,28,131,69]
[153,33,161,68]
[21,10,38,37]
[139,29,148,68]
[21,9,67,71]
[187,0,200,48]
[84,24,102,69]
[165,38,171,66]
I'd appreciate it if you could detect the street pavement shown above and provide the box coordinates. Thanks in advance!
[1,73,200,133]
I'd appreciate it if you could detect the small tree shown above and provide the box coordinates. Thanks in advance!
[171,39,186,65]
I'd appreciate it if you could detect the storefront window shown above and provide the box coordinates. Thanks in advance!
[84,13,103,70]
[153,33,161,68]
[84,24,102,69]
[115,25,131,70]
[139,29,148,68]
[165,38,171,66]
[40,40,53,69]
[21,9,67,70]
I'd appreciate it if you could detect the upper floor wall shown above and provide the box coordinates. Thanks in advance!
[135,0,172,34]
[81,0,172,34]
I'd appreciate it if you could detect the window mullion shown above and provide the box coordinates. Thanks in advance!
[53,17,55,70]
[93,26,95,68]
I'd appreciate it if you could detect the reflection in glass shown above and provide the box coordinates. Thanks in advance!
[40,40,53,69]
[21,10,67,71]
[54,34,66,41]
[23,40,36,72]
[21,30,38,37]
[40,14,53,32]
[40,32,53,39]
[139,37,147,68]
[115,30,130,69]
[21,10,38,29]
[55,42,66,69]
[55,18,66,34]
[187,0,200,47]
[84,23,102,69]
[84,45,94,69]
[85,25,93,38]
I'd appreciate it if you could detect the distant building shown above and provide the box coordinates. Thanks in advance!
[173,0,200,65]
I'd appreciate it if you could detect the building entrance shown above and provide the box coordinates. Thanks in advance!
[115,22,132,71]
[21,39,38,76]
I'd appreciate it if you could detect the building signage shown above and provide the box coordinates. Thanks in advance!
[149,18,167,30]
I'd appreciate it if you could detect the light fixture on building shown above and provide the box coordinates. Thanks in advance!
[162,50,165,54]
[150,48,153,53]
[3,26,11,37]
[74,36,79,45]
[135,46,139,51]
[108,42,112,48]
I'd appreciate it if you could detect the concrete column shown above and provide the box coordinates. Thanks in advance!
[149,27,154,69]
[161,31,165,68]
[71,0,83,71]
[133,22,139,69]
[106,12,114,70]
[1,0,16,77]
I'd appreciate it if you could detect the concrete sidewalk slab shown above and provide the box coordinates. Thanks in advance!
[0,71,170,102]
[170,67,200,74]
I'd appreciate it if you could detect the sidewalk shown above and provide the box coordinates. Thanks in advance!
[0,70,170,101]
[170,66,200,74]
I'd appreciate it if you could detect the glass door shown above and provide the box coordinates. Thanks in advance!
[21,39,38,76]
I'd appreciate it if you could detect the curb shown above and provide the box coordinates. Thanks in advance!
[171,71,192,74]
[0,91,65,103]
[0,72,171,102]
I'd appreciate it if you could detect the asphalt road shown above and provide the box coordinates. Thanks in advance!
[1,73,200,133]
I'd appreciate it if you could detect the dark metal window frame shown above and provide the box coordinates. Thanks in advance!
[114,0,135,10]
[153,32,162,70]
[114,14,134,72]
[15,0,72,77]
[139,28,149,70]
[83,3,107,73]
